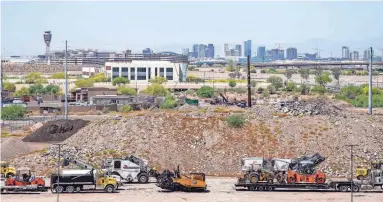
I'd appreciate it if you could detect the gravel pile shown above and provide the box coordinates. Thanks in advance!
[1,137,32,160]
[275,99,342,116]
[23,119,89,142]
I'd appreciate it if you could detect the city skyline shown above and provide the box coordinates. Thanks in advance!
[2,1,383,57]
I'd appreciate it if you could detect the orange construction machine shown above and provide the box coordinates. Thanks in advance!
[287,153,326,184]
[5,167,45,189]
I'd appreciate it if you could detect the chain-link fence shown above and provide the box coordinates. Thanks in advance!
[1,115,65,132]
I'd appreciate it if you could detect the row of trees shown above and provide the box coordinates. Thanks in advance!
[13,84,62,97]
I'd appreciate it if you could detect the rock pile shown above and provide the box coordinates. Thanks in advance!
[1,137,32,160]
[275,99,342,116]
[23,119,89,142]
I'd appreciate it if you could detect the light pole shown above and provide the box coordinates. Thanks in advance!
[346,144,357,202]
[53,143,66,202]
[368,47,373,115]
[64,41,68,120]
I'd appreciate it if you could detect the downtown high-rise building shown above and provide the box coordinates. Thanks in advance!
[342,46,350,59]
[198,44,206,58]
[257,46,266,59]
[244,40,252,58]
[182,48,189,56]
[351,51,359,60]
[286,47,298,60]
[364,49,372,61]
[192,44,199,58]
[235,44,242,57]
[142,48,153,55]
[207,44,215,58]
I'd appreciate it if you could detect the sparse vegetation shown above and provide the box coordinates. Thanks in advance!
[92,73,108,82]
[315,72,332,86]
[25,72,48,84]
[226,114,246,128]
[50,72,65,79]
[120,105,133,113]
[299,69,310,82]
[285,81,297,92]
[3,82,16,92]
[112,76,130,86]
[335,85,383,107]
[311,85,327,94]
[1,105,26,120]
[266,76,283,89]
[196,86,214,98]
[149,76,167,84]
[14,87,30,97]
[228,80,237,88]
[143,84,169,96]
[118,86,137,95]
[161,95,178,109]
[75,78,94,88]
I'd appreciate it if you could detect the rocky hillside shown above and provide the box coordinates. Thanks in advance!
[10,104,383,178]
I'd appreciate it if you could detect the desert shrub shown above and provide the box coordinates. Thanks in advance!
[298,84,310,95]
[143,84,169,96]
[260,69,266,73]
[226,114,246,128]
[251,80,257,88]
[75,78,94,88]
[315,72,332,86]
[118,86,137,95]
[50,72,65,79]
[3,82,16,92]
[120,105,132,113]
[311,85,327,94]
[285,82,297,92]
[25,72,47,84]
[161,95,178,109]
[149,76,167,84]
[229,80,237,88]
[266,68,277,73]
[196,86,214,98]
[1,105,26,120]
[267,85,276,94]
[112,77,130,86]
[186,75,202,83]
[266,76,283,89]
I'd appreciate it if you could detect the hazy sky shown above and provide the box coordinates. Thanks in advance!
[2,1,383,57]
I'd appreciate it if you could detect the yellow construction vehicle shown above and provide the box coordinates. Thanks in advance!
[0,161,16,178]
[156,166,207,192]
[356,162,383,180]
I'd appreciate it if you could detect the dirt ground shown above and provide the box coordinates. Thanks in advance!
[2,178,382,202]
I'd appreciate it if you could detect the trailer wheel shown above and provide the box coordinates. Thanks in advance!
[339,185,348,192]
[75,186,81,192]
[138,173,149,183]
[249,186,255,191]
[105,185,115,193]
[56,186,64,193]
[268,186,273,191]
[66,186,75,193]
[258,186,264,191]
[351,186,359,192]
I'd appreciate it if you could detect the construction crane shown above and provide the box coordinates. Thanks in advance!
[312,48,324,59]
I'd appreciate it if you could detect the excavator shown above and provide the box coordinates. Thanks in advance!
[156,166,207,192]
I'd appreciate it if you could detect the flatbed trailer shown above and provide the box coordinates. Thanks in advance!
[1,184,49,193]
[235,180,361,192]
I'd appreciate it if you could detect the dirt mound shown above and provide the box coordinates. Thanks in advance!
[1,137,32,160]
[22,119,89,142]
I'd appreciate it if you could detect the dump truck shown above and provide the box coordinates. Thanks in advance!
[356,161,383,190]
[103,155,160,183]
[156,165,207,192]
[50,156,118,193]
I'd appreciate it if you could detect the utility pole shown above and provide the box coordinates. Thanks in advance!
[53,143,66,202]
[64,40,68,120]
[247,55,251,108]
[368,47,373,115]
[346,144,357,202]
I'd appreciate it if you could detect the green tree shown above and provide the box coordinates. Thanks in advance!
[117,86,137,95]
[225,60,235,72]
[267,85,276,94]
[3,82,16,92]
[332,68,341,86]
[45,84,61,94]
[75,78,94,88]
[92,73,108,82]
[14,87,29,97]
[285,69,294,80]
[196,86,214,98]
[120,105,132,113]
[228,80,237,88]
[29,83,46,95]
[143,84,169,96]
[112,76,130,86]
[285,81,297,92]
[1,105,26,120]
[267,68,277,73]
[315,72,332,86]
[298,69,310,82]
[149,76,167,84]
[266,76,283,89]
[299,84,310,95]
[50,72,65,79]
[311,85,327,94]
[25,72,47,84]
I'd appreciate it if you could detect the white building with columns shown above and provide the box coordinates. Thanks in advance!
[104,60,188,83]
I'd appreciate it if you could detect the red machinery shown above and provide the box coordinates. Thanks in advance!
[5,167,45,187]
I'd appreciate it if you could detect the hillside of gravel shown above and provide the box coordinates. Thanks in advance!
[10,105,383,177]
[23,119,89,142]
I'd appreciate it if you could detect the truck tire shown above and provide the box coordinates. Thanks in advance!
[351,186,359,192]
[138,173,149,183]
[249,174,260,184]
[75,186,81,192]
[105,185,115,193]
[56,186,64,193]
[66,186,75,193]
[339,185,348,192]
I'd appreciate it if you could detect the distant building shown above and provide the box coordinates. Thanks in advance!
[182,48,189,56]
[342,46,350,59]
[244,40,252,58]
[198,44,206,58]
[224,44,230,56]
[142,48,153,55]
[286,47,298,60]
[304,53,317,60]
[364,49,372,61]
[351,51,359,60]
[257,46,266,60]
[207,44,215,58]
[270,49,279,61]
[278,49,285,60]
[192,44,199,58]
[235,45,242,57]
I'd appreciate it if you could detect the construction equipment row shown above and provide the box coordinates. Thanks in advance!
[1,154,382,193]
